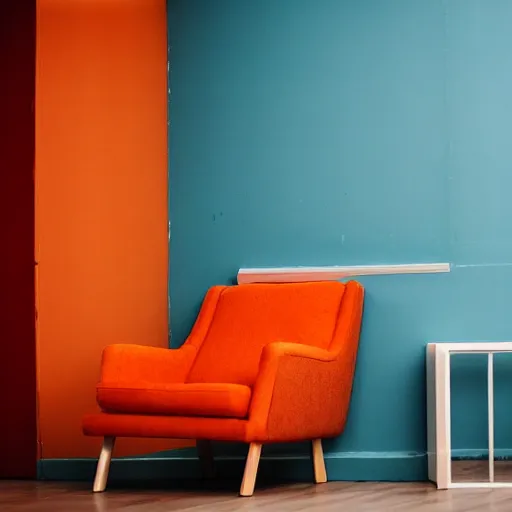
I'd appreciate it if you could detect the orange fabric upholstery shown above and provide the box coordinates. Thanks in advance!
[83,412,250,442]
[187,282,345,386]
[248,282,364,442]
[99,344,197,385]
[97,382,251,419]
[83,280,364,445]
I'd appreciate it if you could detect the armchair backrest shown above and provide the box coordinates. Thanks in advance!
[186,281,363,387]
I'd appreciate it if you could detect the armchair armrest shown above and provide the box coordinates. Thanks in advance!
[259,342,336,362]
[99,343,197,385]
[247,342,353,442]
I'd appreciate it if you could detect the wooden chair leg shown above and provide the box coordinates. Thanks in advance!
[312,439,327,484]
[197,439,215,479]
[240,442,262,497]
[93,436,115,492]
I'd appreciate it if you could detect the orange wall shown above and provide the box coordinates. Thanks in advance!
[35,0,185,458]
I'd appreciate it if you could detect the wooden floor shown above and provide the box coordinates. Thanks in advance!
[3,477,512,512]
[452,460,512,483]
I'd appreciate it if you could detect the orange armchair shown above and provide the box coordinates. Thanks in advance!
[82,280,364,496]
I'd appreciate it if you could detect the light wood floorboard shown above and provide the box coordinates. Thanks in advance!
[452,460,512,483]
[4,474,512,511]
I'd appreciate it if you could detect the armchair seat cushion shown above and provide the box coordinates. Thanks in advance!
[97,382,251,419]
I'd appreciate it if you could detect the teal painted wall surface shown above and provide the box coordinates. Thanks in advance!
[168,0,512,475]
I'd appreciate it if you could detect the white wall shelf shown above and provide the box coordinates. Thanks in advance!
[237,263,450,284]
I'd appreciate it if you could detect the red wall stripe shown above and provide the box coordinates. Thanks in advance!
[0,0,38,478]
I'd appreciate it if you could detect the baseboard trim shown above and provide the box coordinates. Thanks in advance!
[38,450,427,483]
[451,449,512,461]
[38,449,512,483]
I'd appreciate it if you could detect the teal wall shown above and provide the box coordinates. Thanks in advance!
[168,0,512,478]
